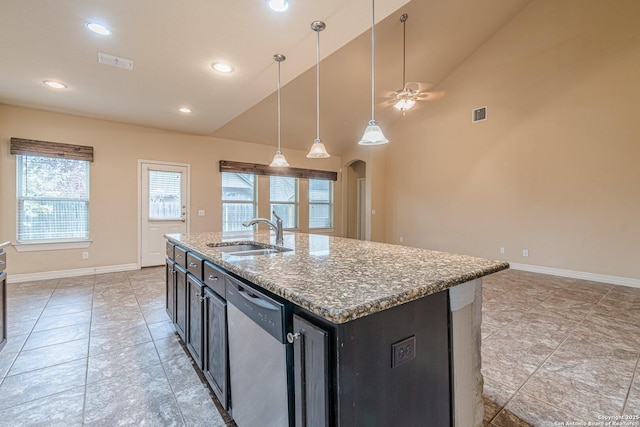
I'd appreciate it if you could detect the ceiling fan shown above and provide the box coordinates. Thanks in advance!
[381,14,444,115]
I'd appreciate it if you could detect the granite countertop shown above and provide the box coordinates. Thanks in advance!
[0,242,10,250]
[166,231,509,324]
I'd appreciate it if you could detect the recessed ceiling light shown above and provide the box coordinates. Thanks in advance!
[268,0,289,12]
[85,21,111,36]
[178,107,192,113]
[212,63,234,73]
[43,80,68,89]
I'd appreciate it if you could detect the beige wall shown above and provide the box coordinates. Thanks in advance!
[0,105,342,275]
[384,0,640,279]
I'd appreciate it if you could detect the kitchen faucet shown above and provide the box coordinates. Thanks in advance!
[242,211,284,246]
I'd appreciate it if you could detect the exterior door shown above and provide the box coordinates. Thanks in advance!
[140,161,188,267]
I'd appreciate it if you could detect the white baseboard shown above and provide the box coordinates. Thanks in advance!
[509,262,640,289]
[8,263,140,283]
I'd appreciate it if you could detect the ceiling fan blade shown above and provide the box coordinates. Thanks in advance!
[405,81,434,93]
[418,90,446,101]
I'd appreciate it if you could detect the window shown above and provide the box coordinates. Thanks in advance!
[270,176,298,229]
[17,155,90,242]
[222,172,257,232]
[309,179,333,229]
[148,170,182,220]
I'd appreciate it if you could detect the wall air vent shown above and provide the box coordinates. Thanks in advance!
[97,52,134,71]
[472,106,487,123]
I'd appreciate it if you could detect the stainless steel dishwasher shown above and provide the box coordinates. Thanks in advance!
[226,274,291,427]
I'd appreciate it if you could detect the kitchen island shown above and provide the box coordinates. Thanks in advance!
[165,231,508,427]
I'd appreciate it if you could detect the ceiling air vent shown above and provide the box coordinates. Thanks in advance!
[97,52,134,71]
[472,106,487,123]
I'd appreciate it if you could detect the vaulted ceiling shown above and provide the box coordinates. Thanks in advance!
[1,0,530,156]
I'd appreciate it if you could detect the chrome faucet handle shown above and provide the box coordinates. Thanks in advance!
[272,210,282,223]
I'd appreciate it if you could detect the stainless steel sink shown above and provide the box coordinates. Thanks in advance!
[208,242,292,256]
[215,244,266,253]
[228,248,291,256]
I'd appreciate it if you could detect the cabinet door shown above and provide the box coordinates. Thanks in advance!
[292,315,329,427]
[0,271,6,351]
[203,287,228,410]
[186,275,204,368]
[165,260,176,322]
[175,265,187,341]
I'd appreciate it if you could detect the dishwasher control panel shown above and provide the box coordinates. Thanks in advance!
[226,275,287,343]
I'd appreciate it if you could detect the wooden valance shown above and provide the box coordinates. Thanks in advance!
[10,137,94,162]
[220,160,337,181]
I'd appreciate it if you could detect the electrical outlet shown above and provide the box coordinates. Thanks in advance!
[399,236,404,243]
[522,249,529,257]
[198,210,205,216]
[500,247,505,254]
[82,252,89,260]
[391,336,416,368]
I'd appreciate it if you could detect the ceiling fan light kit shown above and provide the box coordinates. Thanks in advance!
[359,0,389,146]
[394,13,418,116]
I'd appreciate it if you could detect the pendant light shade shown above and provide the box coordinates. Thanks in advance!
[359,0,388,146]
[270,54,290,168]
[307,21,330,159]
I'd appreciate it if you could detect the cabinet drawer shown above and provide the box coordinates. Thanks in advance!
[204,261,226,298]
[187,252,204,281]
[174,246,187,268]
[0,251,5,272]
[166,242,175,260]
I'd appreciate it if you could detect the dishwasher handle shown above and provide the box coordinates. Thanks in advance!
[226,275,286,343]
[236,284,280,311]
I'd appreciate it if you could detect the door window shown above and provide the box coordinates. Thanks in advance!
[148,170,183,220]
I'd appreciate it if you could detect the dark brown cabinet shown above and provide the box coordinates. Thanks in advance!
[166,245,230,411]
[203,286,229,410]
[165,259,176,322]
[174,265,187,341]
[186,274,205,368]
[292,315,329,427]
[0,246,6,352]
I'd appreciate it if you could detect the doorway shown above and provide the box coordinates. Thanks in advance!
[346,160,366,240]
[139,160,189,267]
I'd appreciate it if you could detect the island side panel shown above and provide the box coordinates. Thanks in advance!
[335,290,451,426]
[449,278,484,427]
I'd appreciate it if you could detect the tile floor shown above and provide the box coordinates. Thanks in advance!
[0,267,638,426]
[482,269,640,426]
[0,267,230,426]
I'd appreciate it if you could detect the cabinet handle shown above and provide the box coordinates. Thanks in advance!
[194,292,206,302]
[177,254,183,259]
[207,275,218,282]
[289,330,307,425]
[0,260,4,265]
[287,332,301,343]
[189,262,198,268]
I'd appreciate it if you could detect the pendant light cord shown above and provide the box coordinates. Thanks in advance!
[371,0,376,121]
[277,59,282,152]
[316,28,321,141]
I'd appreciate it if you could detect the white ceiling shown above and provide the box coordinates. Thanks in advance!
[0,0,531,156]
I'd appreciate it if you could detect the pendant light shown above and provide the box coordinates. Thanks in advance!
[270,54,290,168]
[306,21,330,159]
[394,14,417,115]
[358,0,389,145]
